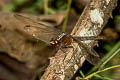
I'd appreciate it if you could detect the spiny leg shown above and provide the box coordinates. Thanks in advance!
[62,46,74,52]
[60,45,75,61]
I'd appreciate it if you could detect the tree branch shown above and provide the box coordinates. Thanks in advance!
[40,0,117,80]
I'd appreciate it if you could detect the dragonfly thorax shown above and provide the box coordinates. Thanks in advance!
[50,33,66,46]
[50,33,73,48]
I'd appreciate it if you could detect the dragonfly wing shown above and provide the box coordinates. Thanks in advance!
[80,43,100,65]
[86,53,100,65]
[14,14,62,44]
[73,37,100,65]
[80,44,100,65]
[14,14,52,27]
[72,36,99,57]
[24,25,62,44]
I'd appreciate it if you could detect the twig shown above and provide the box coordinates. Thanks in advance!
[40,0,117,80]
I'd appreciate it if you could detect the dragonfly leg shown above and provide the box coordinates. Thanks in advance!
[59,45,76,62]
[62,45,74,52]
[59,47,68,61]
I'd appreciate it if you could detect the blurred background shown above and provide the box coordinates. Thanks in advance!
[0,0,120,80]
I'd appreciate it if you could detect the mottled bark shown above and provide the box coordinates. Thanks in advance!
[40,0,117,80]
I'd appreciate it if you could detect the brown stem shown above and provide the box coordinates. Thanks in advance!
[40,0,117,80]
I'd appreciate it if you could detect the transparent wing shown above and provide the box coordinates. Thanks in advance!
[80,42,100,65]
[73,37,100,65]
[14,14,62,44]
[86,51,100,65]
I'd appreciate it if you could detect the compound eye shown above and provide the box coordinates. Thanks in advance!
[55,41,58,44]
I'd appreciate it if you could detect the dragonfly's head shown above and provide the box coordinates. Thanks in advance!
[50,39,59,46]
[50,33,66,47]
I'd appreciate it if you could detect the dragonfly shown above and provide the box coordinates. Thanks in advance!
[14,14,101,65]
